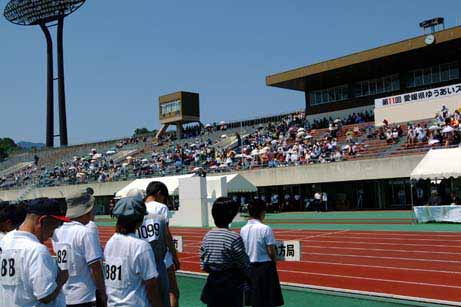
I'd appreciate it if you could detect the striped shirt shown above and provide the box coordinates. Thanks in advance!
[200,228,250,275]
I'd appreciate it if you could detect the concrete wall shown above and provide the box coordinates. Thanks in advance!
[237,154,424,187]
[0,155,424,201]
[0,180,132,202]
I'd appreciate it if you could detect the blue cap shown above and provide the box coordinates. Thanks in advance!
[27,198,70,222]
[113,196,147,218]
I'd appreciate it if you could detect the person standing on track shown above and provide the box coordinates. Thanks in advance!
[0,198,69,306]
[105,196,164,307]
[144,181,181,307]
[127,189,170,307]
[52,190,107,307]
[200,197,251,307]
[240,200,284,307]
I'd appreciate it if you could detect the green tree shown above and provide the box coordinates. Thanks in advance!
[133,128,151,137]
[0,138,18,161]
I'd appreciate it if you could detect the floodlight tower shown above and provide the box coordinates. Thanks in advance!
[4,0,87,147]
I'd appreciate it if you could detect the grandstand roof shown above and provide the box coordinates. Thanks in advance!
[266,26,461,91]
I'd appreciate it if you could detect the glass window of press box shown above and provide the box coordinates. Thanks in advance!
[407,62,460,88]
[354,74,400,98]
[160,100,181,117]
[310,85,349,106]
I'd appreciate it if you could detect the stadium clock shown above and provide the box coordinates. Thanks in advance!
[424,34,435,45]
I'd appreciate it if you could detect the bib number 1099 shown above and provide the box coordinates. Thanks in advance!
[137,222,160,240]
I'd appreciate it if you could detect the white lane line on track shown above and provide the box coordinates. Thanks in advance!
[178,255,461,274]
[324,231,461,237]
[300,240,461,248]
[272,234,461,243]
[278,259,461,275]
[302,229,350,240]
[178,255,198,261]
[179,260,461,289]
[304,245,461,255]
[300,252,461,264]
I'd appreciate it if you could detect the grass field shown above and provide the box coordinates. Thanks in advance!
[95,211,461,306]
[177,275,444,307]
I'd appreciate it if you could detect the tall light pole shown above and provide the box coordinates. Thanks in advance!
[4,0,87,147]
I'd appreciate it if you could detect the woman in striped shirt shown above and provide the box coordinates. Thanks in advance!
[200,197,251,307]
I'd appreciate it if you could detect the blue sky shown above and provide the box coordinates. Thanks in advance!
[1,0,460,144]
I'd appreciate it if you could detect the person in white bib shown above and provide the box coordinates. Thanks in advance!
[126,189,170,307]
[144,182,180,307]
[0,198,69,307]
[240,200,284,307]
[52,191,106,307]
[105,196,164,307]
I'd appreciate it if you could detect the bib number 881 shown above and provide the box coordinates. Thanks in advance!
[105,264,122,281]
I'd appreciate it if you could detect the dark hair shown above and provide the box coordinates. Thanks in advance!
[0,201,11,223]
[248,199,266,219]
[211,197,239,228]
[146,181,169,198]
[0,202,27,229]
[116,215,143,235]
[86,187,95,195]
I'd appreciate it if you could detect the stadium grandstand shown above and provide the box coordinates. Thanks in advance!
[1,25,460,212]
[2,12,461,306]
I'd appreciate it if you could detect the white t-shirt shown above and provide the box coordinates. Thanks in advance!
[86,221,103,256]
[0,231,7,241]
[52,221,103,305]
[104,233,158,307]
[145,200,173,267]
[0,230,65,307]
[240,219,277,263]
[145,201,169,224]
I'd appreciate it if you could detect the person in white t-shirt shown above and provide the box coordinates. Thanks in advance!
[126,189,170,307]
[144,181,181,307]
[240,200,284,307]
[105,196,164,307]
[0,201,27,241]
[0,198,69,307]
[52,191,106,307]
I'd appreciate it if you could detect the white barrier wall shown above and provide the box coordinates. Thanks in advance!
[206,176,227,228]
[172,176,209,227]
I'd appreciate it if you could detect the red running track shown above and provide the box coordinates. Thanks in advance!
[91,227,461,303]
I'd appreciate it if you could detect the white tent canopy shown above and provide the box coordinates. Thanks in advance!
[116,173,257,198]
[116,174,195,198]
[207,174,257,194]
[410,148,461,180]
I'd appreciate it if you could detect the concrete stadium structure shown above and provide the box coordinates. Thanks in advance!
[2,24,461,211]
[0,154,425,210]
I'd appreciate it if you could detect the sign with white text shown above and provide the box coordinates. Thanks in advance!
[375,83,461,108]
[274,240,301,261]
[173,235,183,253]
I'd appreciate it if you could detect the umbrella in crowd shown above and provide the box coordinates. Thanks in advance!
[429,125,441,131]
[442,126,454,133]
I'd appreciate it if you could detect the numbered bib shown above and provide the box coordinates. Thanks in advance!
[53,243,72,271]
[137,219,161,243]
[104,257,128,289]
[0,250,22,286]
